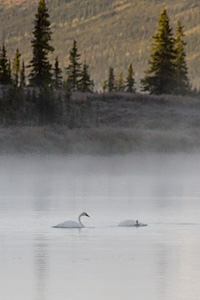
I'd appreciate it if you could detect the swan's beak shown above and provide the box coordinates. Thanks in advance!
[86,213,90,217]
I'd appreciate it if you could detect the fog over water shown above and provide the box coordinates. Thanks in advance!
[0,154,200,300]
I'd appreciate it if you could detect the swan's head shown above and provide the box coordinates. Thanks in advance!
[80,212,90,217]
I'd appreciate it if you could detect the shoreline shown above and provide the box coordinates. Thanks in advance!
[0,125,200,155]
[1,92,200,155]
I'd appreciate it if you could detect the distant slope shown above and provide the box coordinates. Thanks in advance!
[1,0,200,89]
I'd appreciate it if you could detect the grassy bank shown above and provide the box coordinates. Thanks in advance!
[0,92,200,154]
[1,126,200,155]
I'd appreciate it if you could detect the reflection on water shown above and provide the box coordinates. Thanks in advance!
[0,154,200,300]
[34,234,48,300]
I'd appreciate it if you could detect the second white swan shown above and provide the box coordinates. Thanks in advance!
[53,212,90,228]
[118,219,147,227]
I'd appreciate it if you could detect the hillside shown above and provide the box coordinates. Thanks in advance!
[1,0,200,89]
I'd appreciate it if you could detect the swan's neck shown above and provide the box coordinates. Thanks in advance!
[78,215,84,227]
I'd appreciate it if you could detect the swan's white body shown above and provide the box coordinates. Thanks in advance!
[53,212,90,228]
[118,219,147,227]
[118,219,136,227]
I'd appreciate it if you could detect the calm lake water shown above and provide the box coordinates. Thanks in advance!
[0,154,200,300]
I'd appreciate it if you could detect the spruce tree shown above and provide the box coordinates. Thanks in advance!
[125,64,136,93]
[174,21,190,95]
[79,62,93,92]
[66,40,81,92]
[0,44,12,85]
[141,9,176,95]
[108,67,115,92]
[53,56,62,89]
[37,88,56,124]
[12,48,21,87]
[28,0,54,88]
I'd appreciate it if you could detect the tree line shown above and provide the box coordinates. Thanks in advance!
[0,0,136,93]
[0,1,193,126]
[0,1,191,95]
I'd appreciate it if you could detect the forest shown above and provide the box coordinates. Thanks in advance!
[0,0,198,127]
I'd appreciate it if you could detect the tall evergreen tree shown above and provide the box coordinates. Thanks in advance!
[53,56,62,89]
[141,9,176,94]
[79,62,93,92]
[0,43,12,85]
[174,21,190,95]
[125,64,136,93]
[108,67,115,92]
[66,40,81,92]
[12,48,21,87]
[28,0,54,88]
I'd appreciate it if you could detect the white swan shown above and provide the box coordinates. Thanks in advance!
[53,212,90,228]
[118,219,147,227]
